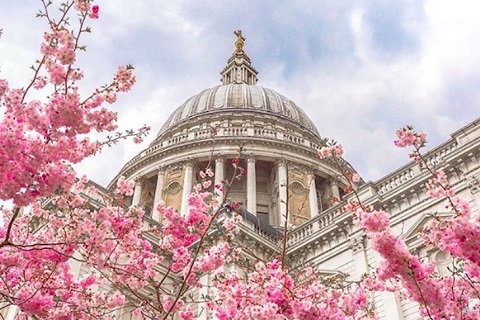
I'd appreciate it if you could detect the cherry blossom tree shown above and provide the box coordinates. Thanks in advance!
[1,1,480,320]
[0,0,148,318]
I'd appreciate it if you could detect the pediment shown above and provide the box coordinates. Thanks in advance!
[402,211,455,246]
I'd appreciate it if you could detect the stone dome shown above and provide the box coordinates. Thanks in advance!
[157,83,320,137]
[109,31,357,227]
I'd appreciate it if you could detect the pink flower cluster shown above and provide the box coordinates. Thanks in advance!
[0,1,136,206]
[0,182,162,318]
[393,126,427,148]
[114,65,136,92]
[355,209,389,232]
[425,169,454,198]
[89,5,99,19]
[222,213,242,236]
[318,144,344,159]
[210,260,371,319]
[116,176,135,196]
[422,195,480,295]
[0,79,8,97]
[74,0,92,12]
[353,208,469,318]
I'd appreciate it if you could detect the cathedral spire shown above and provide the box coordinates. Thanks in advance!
[220,30,258,85]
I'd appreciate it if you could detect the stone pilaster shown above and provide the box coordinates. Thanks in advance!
[350,234,368,280]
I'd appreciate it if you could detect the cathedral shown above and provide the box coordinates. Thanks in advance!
[104,31,480,319]
[3,31,480,320]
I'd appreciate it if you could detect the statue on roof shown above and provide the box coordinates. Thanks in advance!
[234,30,245,52]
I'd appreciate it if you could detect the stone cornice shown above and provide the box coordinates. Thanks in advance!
[108,136,343,190]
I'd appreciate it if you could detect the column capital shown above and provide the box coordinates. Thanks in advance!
[157,166,166,175]
[410,247,420,257]
[276,158,288,167]
[215,156,225,164]
[247,156,256,163]
[134,176,145,186]
[330,178,340,186]
[183,159,195,169]
[306,166,316,176]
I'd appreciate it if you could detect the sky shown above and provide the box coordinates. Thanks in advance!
[0,0,479,186]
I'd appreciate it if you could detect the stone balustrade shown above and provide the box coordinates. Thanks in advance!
[119,123,324,177]
[253,128,276,138]
[376,138,458,197]
[377,169,416,196]
[287,204,343,246]
[287,223,314,245]
[420,140,457,169]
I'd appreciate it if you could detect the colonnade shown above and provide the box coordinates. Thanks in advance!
[130,156,342,224]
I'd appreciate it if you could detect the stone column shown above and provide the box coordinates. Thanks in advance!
[181,161,194,216]
[247,156,257,214]
[331,179,341,200]
[308,172,319,217]
[152,167,165,221]
[214,157,225,202]
[132,178,143,206]
[277,159,288,226]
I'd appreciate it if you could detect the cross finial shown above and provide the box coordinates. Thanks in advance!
[234,30,245,52]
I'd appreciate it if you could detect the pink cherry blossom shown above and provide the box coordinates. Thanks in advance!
[394,126,427,148]
[89,5,99,19]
